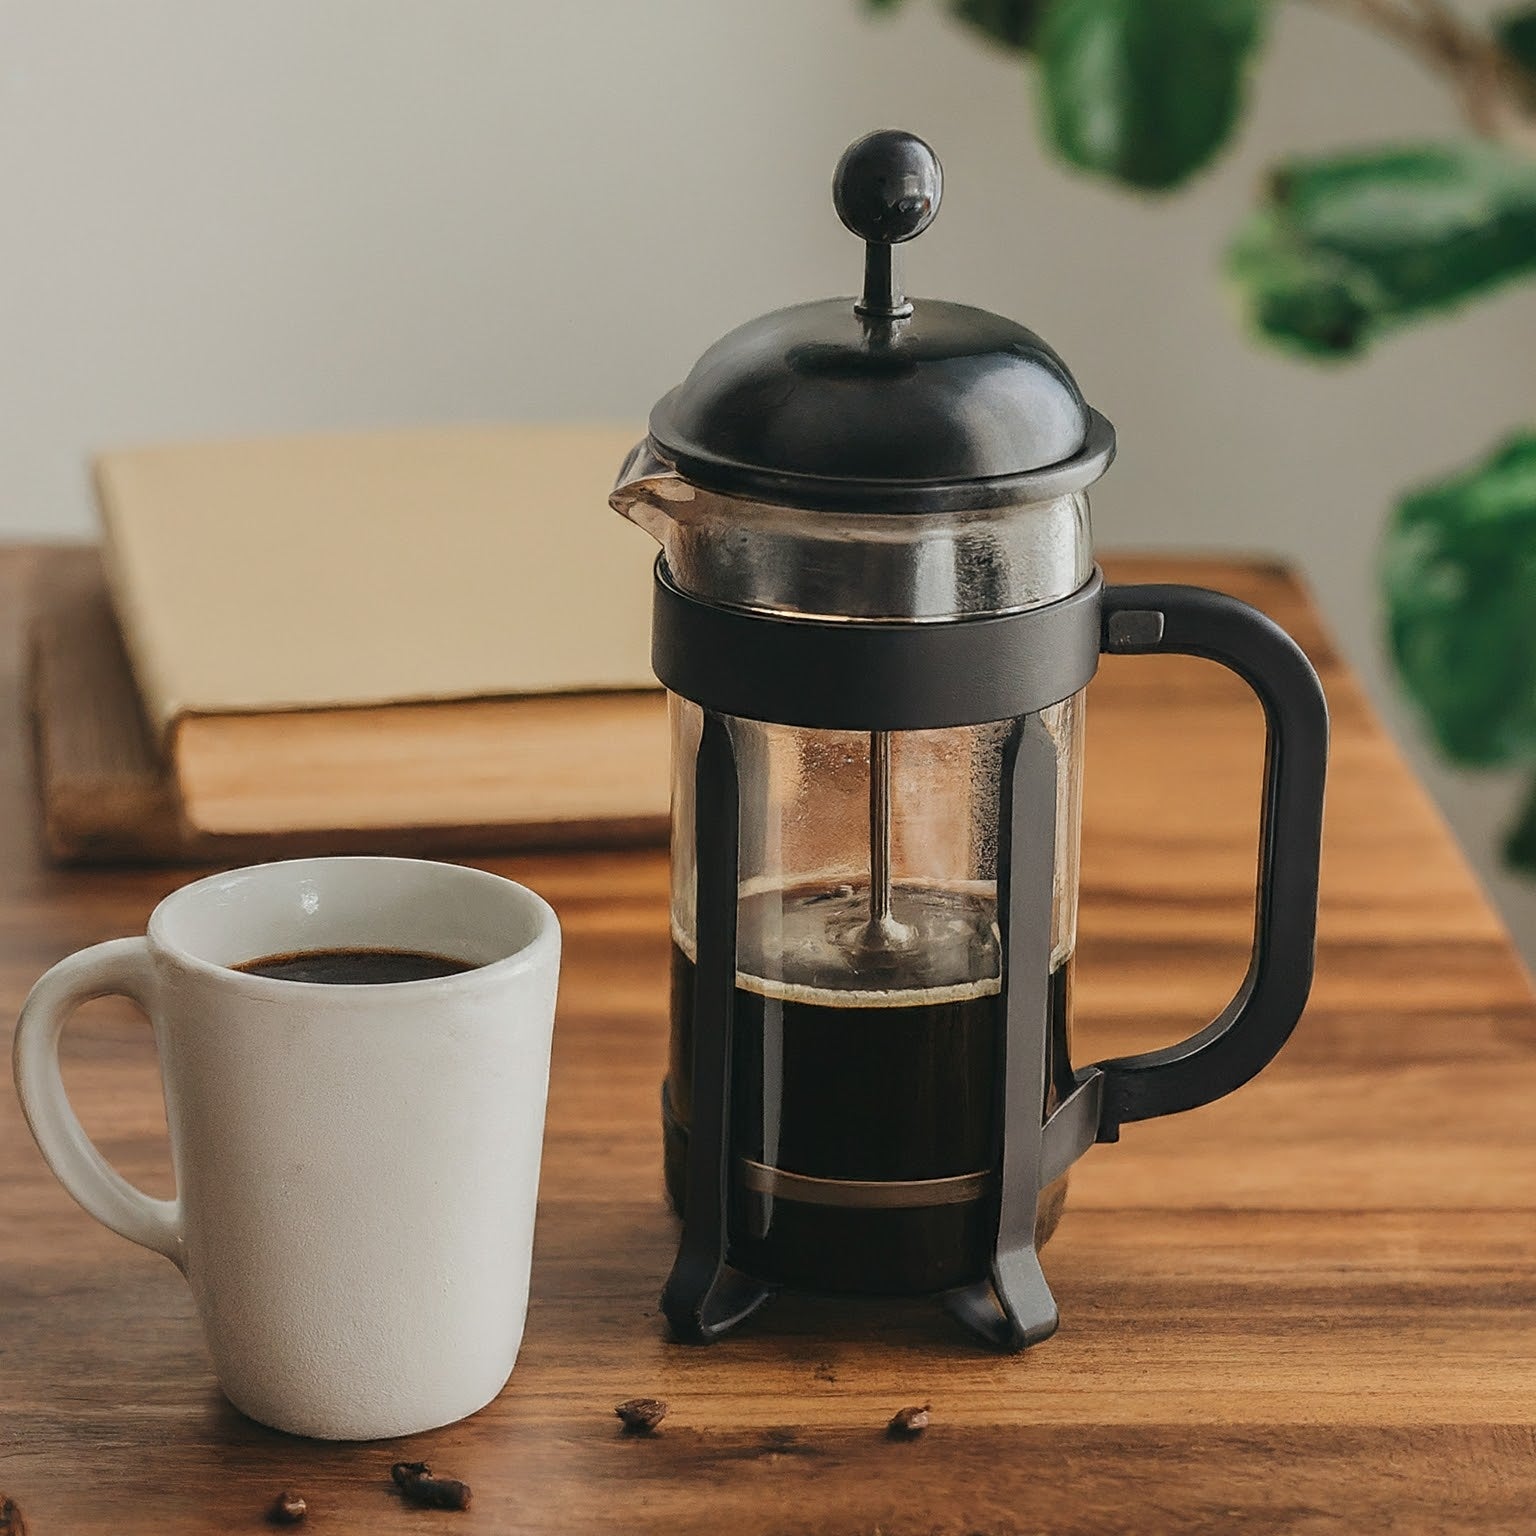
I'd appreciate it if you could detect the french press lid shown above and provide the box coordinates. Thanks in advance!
[647,129,1116,515]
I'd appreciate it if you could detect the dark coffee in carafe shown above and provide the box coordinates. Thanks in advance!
[664,882,1072,1295]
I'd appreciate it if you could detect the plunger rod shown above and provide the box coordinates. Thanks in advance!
[865,730,915,949]
[869,729,893,930]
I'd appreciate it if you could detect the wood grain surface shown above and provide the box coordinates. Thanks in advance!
[2,545,1534,1535]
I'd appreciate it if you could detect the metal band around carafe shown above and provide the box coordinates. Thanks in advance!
[741,1160,990,1209]
[652,562,1104,731]
[733,1081,1104,1212]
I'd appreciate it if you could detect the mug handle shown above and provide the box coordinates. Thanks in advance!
[1088,583,1329,1139]
[12,938,184,1268]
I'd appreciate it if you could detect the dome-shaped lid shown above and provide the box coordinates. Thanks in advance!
[647,129,1115,515]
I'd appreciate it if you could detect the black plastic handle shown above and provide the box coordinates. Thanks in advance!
[1089,583,1329,1139]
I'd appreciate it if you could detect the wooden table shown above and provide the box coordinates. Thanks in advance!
[3,547,1534,1535]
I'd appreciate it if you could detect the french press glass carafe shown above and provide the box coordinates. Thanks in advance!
[611,130,1329,1351]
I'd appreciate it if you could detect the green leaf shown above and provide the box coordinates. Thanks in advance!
[1227,142,1536,358]
[864,0,908,10]
[1495,6,1536,77]
[1502,772,1536,873]
[1383,430,1536,768]
[1035,0,1268,191]
[948,0,1041,52]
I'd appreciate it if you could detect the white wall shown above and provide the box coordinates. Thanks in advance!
[4,0,1535,947]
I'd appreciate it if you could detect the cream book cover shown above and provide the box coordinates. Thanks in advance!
[93,424,668,836]
[96,423,659,727]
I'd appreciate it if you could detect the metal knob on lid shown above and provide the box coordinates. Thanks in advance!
[832,128,943,319]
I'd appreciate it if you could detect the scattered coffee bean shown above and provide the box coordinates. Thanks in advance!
[265,1490,307,1525]
[390,1461,472,1511]
[614,1397,668,1433]
[887,1403,931,1437]
[0,1495,27,1536]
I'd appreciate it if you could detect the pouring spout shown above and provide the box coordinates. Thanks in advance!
[609,439,695,544]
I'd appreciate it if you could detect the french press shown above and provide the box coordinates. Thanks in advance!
[611,130,1328,1351]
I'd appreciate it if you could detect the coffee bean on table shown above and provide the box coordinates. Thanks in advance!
[265,1490,307,1525]
[615,1397,668,1433]
[390,1462,473,1511]
[887,1404,931,1437]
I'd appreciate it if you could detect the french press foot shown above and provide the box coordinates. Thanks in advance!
[661,1263,775,1345]
[944,1269,1058,1352]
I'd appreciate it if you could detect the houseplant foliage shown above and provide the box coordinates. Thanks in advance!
[867,0,1536,867]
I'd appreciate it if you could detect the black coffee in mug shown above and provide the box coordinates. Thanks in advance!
[233,949,476,985]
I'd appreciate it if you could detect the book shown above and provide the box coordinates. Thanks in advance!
[91,424,670,841]
[28,552,671,863]
[30,549,186,862]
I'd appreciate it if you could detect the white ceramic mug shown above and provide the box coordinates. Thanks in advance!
[11,856,560,1441]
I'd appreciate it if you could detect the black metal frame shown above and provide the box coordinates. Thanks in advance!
[659,573,1329,1350]
[943,713,1062,1348]
[652,562,1103,731]
[659,711,774,1342]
